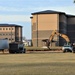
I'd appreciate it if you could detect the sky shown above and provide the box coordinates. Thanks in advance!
[0,0,75,39]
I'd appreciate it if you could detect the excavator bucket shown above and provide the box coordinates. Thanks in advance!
[46,39,50,50]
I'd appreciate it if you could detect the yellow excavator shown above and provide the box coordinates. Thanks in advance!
[46,30,70,48]
[46,30,75,53]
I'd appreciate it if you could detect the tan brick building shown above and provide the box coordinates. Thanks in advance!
[31,10,75,47]
[0,24,22,43]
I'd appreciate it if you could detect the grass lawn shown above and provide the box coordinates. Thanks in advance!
[0,52,75,75]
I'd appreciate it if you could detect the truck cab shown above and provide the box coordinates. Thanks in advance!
[62,43,73,53]
[9,42,26,53]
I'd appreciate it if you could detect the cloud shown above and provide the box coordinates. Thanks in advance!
[0,15,30,22]
[0,3,75,23]
[30,5,75,15]
[49,6,75,15]
[0,6,26,12]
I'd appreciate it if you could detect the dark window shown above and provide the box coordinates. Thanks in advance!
[3,28,5,30]
[0,28,2,30]
[3,34,5,35]
[12,38,14,40]
[12,28,13,30]
[6,34,8,35]
[12,33,13,35]
[6,28,8,30]
[9,28,11,30]
[9,38,11,40]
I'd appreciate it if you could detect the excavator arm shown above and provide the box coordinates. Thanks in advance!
[46,30,56,49]
[46,30,70,49]
[55,31,70,43]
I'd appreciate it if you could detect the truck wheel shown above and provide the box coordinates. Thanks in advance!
[9,52,15,54]
[9,50,15,54]
[21,50,25,53]
[23,49,26,53]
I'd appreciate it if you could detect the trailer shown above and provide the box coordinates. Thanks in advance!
[0,39,9,52]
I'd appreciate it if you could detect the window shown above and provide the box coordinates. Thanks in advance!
[0,28,2,30]
[12,28,13,30]
[9,38,11,40]
[9,27,14,30]
[12,33,14,35]
[6,34,8,35]
[12,38,14,40]
[3,28,5,30]
[3,34,5,35]
[6,28,8,30]
[9,28,11,30]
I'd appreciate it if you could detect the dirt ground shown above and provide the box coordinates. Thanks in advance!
[0,49,63,54]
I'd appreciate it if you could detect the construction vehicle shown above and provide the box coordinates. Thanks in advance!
[46,30,74,53]
[0,38,26,54]
[9,42,26,53]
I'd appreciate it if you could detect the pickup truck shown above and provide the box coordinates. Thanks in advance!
[62,43,73,53]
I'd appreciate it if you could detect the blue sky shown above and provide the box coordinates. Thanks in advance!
[0,0,75,39]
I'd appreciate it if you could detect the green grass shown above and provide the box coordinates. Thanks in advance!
[0,53,75,75]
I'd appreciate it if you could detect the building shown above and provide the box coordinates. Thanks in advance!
[0,24,22,43]
[31,10,75,47]
[23,39,32,46]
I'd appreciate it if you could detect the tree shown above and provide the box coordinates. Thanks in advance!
[74,0,75,3]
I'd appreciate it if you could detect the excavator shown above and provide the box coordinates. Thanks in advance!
[46,30,75,53]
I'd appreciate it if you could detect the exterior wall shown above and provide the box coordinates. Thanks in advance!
[38,14,59,47]
[67,17,75,43]
[19,27,22,41]
[31,14,59,47]
[31,11,75,47]
[0,26,22,43]
[15,27,22,42]
[59,14,67,46]
[38,14,59,30]
[32,15,38,47]
[0,27,15,43]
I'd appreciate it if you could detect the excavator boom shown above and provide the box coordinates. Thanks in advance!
[46,30,70,49]
[55,31,70,43]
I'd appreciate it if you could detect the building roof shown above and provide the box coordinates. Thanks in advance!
[31,10,65,15]
[67,14,75,17]
[31,10,75,18]
[0,24,22,27]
